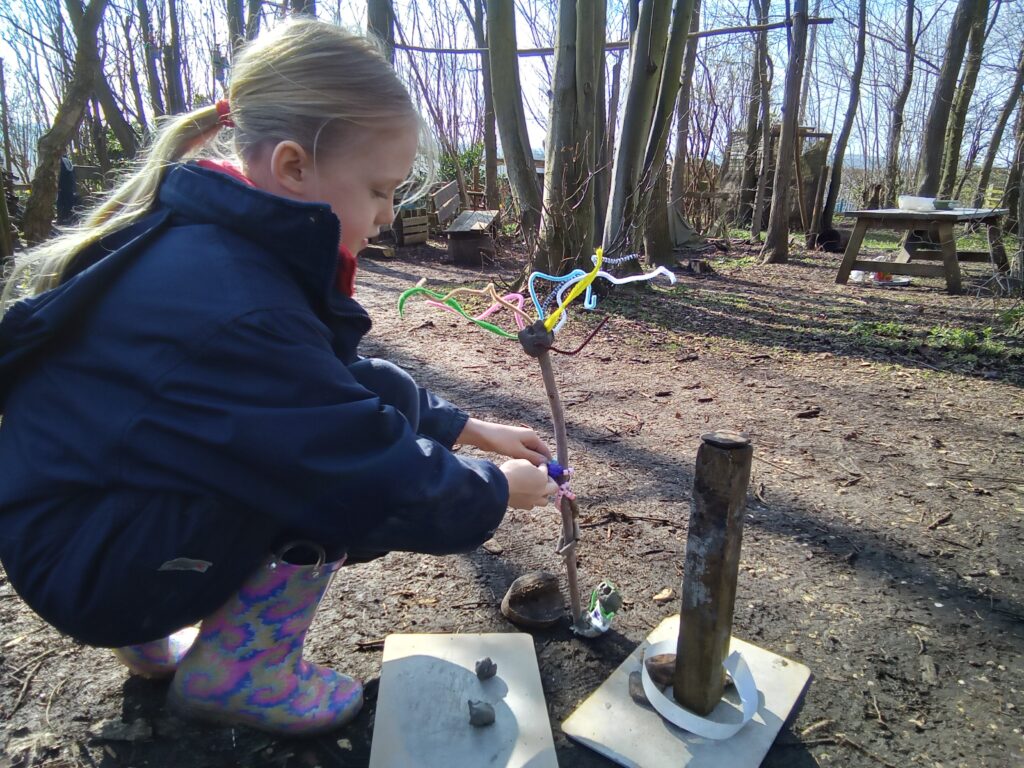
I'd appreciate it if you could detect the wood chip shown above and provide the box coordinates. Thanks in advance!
[481,539,504,555]
[628,671,651,706]
[919,655,939,686]
[652,588,675,603]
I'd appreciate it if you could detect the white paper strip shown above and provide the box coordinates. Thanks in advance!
[640,640,758,741]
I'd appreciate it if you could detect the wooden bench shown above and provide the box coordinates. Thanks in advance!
[429,180,461,233]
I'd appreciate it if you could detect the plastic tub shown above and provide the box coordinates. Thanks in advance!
[897,195,936,211]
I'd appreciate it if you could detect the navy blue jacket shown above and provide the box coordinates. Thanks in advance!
[0,164,509,579]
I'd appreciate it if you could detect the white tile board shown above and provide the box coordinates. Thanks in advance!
[369,632,558,768]
[561,616,811,768]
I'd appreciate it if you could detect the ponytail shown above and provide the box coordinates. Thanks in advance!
[2,104,224,312]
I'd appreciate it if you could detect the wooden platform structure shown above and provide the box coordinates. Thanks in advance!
[445,209,499,266]
[719,125,832,229]
[836,208,1010,295]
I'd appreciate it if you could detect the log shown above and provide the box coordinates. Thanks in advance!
[674,430,753,716]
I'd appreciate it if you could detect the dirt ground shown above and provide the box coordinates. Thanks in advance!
[1,237,1022,768]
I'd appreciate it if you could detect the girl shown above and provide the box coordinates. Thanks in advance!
[0,19,557,735]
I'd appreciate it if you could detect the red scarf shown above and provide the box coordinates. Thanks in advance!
[196,158,357,297]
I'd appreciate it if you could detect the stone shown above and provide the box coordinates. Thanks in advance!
[468,700,496,727]
[475,657,498,680]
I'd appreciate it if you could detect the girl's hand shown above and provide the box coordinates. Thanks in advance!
[458,418,552,465]
[500,459,559,510]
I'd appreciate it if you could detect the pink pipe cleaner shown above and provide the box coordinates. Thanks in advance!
[425,293,529,330]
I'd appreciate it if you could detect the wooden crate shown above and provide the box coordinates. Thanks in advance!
[397,214,429,245]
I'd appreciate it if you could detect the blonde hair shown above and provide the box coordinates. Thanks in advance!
[2,18,433,311]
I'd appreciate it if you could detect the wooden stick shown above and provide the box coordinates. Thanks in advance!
[675,431,753,715]
[536,350,583,628]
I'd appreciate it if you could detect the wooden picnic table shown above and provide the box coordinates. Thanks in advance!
[835,207,1010,294]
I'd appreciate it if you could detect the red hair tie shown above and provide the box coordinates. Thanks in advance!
[215,98,235,128]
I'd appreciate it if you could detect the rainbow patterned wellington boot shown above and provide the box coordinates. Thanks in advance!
[167,543,363,734]
[112,626,200,679]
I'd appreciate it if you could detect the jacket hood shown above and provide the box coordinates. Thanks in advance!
[0,163,372,410]
[159,163,342,304]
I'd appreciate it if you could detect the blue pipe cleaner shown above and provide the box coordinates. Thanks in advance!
[547,461,567,481]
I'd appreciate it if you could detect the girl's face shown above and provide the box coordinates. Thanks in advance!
[254,120,419,257]
[310,122,419,255]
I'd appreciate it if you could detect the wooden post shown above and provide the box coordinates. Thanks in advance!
[793,133,808,231]
[674,430,752,716]
[986,217,1010,272]
[809,164,828,235]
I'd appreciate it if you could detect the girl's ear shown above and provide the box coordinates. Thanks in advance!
[269,140,312,197]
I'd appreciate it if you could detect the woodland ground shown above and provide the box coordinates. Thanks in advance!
[1,233,1022,768]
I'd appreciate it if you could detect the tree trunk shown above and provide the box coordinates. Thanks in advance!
[1005,102,1024,235]
[0,60,12,178]
[536,0,604,274]
[137,0,165,117]
[916,0,974,197]
[246,0,262,40]
[163,0,187,114]
[367,0,395,64]
[760,0,808,263]
[537,0,580,273]
[595,51,623,244]
[603,0,696,263]
[0,181,13,263]
[488,0,542,244]
[290,0,315,14]
[883,0,914,207]
[89,97,110,178]
[738,9,763,225]
[592,42,607,241]
[23,0,109,244]
[578,0,605,258]
[640,0,695,200]
[750,0,771,239]
[938,0,988,200]
[602,1,670,259]
[227,0,246,55]
[464,0,499,209]
[125,14,149,133]
[89,62,139,158]
[973,44,1024,208]
[798,0,821,123]
[644,162,672,265]
[669,0,702,217]
[820,0,866,231]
